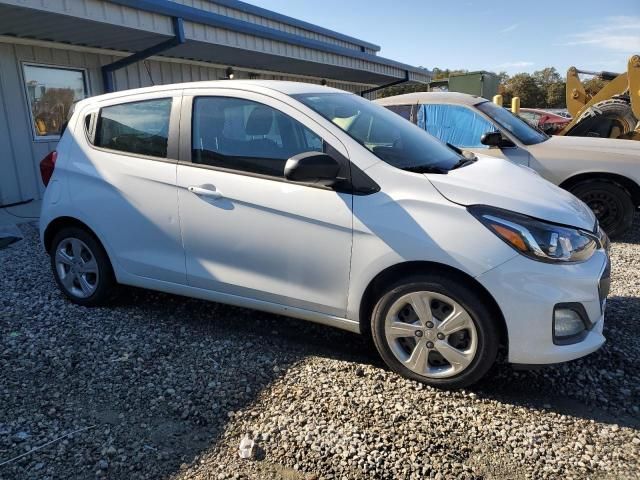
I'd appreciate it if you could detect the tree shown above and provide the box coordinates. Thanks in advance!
[503,73,545,107]
[533,67,566,108]
[545,81,566,108]
[582,77,608,97]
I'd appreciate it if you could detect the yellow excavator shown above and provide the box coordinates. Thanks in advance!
[559,55,640,140]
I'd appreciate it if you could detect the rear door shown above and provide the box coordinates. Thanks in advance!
[176,89,353,317]
[71,91,185,284]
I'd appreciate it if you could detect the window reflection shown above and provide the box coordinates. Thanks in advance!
[23,64,88,138]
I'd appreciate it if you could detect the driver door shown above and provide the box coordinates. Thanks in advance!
[419,103,531,166]
[175,90,353,317]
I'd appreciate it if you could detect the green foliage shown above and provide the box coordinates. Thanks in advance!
[431,68,468,80]
[533,68,566,108]
[503,73,545,107]
[499,67,567,108]
[582,77,608,97]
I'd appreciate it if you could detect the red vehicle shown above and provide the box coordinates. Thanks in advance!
[519,108,571,134]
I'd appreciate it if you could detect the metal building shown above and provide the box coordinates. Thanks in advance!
[0,0,430,206]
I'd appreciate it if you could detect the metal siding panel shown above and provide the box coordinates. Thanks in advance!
[159,62,172,84]
[170,62,183,83]
[114,66,128,90]
[14,44,34,62]
[169,0,366,51]
[180,63,192,82]
[125,63,140,88]
[0,43,39,201]
[0,46,22,203]
[148,61,163,86]
[51,47,69,65]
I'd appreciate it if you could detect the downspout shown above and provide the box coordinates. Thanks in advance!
[101,17,186,93]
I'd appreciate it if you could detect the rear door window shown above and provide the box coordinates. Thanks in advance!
[95,98,172,158]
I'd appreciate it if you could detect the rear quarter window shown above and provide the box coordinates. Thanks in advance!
[94,98,172,158]
[385,104,414,122]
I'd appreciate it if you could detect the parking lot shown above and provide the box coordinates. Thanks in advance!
[0,218,639,480]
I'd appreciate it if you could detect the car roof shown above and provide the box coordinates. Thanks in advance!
[374,92,487,107]
[74,80,346,108]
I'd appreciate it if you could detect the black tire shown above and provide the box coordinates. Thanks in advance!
[566,98,637,139]
[370,274,499,389]
[570,180,635,238]
[50,227,116,306]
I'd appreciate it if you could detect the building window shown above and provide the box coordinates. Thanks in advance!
[23,64,88,139]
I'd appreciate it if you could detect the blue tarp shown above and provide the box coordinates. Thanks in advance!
[417,104,494,148]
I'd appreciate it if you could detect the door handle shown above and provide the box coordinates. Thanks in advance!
[188,185,222,200]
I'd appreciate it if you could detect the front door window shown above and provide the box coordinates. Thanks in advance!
[192,97,323,177]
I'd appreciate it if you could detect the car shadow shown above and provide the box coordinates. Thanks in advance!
[116,286,640,432]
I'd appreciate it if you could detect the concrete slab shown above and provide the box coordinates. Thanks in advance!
[0,199,41,227]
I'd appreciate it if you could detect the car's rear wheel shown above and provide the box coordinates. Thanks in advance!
[370,275,499,389]
[570,180,634,238]
[50,227,116,306]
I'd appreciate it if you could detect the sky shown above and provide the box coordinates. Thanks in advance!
[248,0,640,76]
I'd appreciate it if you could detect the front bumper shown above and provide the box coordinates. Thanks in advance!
[476,249,609,365]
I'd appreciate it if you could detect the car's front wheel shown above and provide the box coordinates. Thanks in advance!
[570,180,635,239]
[370,275,499,389]
[50,227,116,306]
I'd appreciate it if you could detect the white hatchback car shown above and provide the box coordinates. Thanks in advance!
[40,81,610,389]
[376,92,640,238]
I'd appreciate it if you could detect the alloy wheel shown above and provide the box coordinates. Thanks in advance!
[384,291,478,378]
[55,238,99,299]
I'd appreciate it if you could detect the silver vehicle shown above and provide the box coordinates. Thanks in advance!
[376,92,640,237]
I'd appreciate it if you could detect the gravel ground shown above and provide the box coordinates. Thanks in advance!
[1,219,639,480]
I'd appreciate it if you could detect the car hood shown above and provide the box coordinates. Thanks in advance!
[427,156,596,231]
[533,135,640,160]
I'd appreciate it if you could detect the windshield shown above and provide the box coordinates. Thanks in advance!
[476,101,548,146]
[293,93,462,172]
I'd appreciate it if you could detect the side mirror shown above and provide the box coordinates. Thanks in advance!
[284,151,341,186]
[480,131,502,147]
[481,131,515,148]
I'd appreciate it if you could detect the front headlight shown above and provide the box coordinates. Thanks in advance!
[469,205,601,263]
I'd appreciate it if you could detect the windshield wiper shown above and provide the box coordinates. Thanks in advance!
[402,165,449,174]
[446,142,464,154]
[446,143,478,170]
[450,157,478,170]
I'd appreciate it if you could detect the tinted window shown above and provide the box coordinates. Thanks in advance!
[294,93,462,173]
[476,101,548,145]
[95,98,172,158]
[386,104,413,122]
[192,97,323,177]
